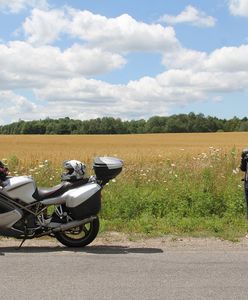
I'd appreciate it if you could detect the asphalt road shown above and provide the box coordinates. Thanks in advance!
[1,242,248,300]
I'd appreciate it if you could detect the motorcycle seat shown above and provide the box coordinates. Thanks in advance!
[34,179,88,201]
[36,182,69,200]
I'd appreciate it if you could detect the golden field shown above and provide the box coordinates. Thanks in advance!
[0,132,247,165]
[0,133,245,182]
[0,132,247,239]
[0,132,246,185]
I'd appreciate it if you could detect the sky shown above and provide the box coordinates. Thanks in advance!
[0,0,248,124]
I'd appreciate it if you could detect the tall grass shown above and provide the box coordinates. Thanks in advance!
[1,133,248,240]
[101,147,247,240]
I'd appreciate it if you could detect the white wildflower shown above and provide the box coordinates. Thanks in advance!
[232,168,240,175]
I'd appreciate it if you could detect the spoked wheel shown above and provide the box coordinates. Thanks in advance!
[55,216,100,247]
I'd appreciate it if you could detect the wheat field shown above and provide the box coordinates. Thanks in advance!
[0,132,247,165]
[1,132,247,239]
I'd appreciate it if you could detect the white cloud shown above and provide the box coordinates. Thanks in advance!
[0,91,37,122]
[229,0,248,16]
[162,48,207,70]
[1,43,248,122]
[63,44,125,75]
[35,77,171,119]
[67,9,179,52]
[23,8,179,52]
[33,43,248,120]
[162,44,248,74]
[23,8,69,45]
[0,41,125,90]
[159,5,216,27]
[0,0,48,13]
[205,45,248,72]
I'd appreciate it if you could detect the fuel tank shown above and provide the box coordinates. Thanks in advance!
[3,176,37,204]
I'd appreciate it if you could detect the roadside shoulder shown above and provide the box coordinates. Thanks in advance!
[1,232,248,251]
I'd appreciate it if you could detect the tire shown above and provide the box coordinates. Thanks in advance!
[55,216,100,248]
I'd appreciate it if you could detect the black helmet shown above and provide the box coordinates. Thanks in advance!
[0,161,9,181]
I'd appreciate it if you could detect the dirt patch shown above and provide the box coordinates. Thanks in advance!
[1,232,248,251]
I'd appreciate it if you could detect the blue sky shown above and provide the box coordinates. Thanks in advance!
[0,0,248,124]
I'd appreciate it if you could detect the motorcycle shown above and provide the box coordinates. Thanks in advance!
[0,157,123,248]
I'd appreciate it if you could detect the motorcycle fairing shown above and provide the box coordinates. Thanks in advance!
[3,176,36,204]
[0,195,22,228]
[2,176,91,204]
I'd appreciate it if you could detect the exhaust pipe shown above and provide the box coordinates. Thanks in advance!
[36,216,97,237]
[52,216,97,233]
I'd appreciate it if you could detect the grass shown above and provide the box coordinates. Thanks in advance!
[1,132,248,241]
[100,152,247,241]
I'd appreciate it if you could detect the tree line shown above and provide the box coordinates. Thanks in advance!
[1,113,248,134]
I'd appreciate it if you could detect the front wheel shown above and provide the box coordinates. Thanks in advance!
[55,216,100,247]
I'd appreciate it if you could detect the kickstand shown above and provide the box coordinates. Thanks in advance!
[16,226,27,250]
[16,238,26,250]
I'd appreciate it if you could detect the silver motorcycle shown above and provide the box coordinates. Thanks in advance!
[0,157,123,248]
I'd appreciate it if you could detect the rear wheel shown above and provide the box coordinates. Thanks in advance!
[55,216,99,247]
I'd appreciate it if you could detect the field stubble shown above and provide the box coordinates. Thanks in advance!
[1,132,248,240]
